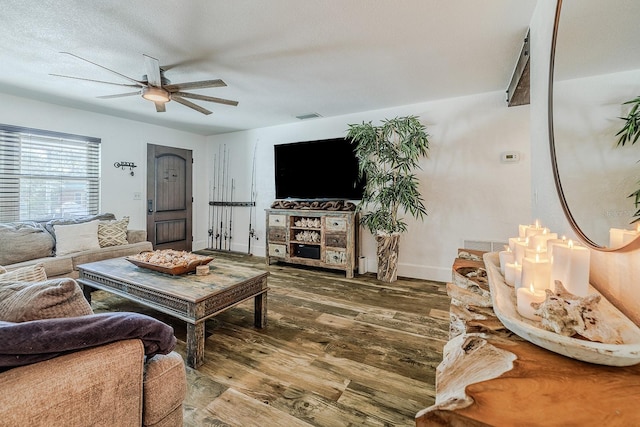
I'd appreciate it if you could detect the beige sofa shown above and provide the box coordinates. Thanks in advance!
[0,214,153,278]
[0,340,186,427]
[0,275,186,426]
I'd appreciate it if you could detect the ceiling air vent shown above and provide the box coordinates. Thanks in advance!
[295,113,323,120]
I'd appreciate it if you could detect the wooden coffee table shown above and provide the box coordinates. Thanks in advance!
[77,256,269,368]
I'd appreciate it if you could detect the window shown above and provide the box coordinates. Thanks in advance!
[0,124,100,222]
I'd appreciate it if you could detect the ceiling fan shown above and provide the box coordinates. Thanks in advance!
[50,52,238,115]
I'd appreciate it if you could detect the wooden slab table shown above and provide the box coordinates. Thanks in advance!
[78,257,269,369]
[415,249,640,426]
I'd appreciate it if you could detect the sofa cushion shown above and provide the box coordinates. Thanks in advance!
[98,216,129,247]
[54,220,101,256]
[0,264,47,283]
[0,221,54,265]
[143,351,187,426]
[0,278,93,322]
[7,256,74,279]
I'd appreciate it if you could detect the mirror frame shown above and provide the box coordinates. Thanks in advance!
[547,0,631,252]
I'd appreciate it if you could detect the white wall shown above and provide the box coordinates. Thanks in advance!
[208,90,531,282]
[0,93,210,249]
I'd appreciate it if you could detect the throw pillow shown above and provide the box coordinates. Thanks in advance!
[0,264,47,284]
[0,221,55,265]
[45,213,116,240]
[0,278,93,322]
[98,216,129,247]
[54,220,101,256]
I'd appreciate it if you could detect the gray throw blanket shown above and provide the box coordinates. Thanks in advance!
[0,312,177,370]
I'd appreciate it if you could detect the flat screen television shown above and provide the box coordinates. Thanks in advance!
[274,137,365,200]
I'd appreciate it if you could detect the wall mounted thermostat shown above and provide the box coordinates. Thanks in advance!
[501,151,520,163]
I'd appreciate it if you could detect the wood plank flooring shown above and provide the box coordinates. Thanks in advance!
[90,251,450,427]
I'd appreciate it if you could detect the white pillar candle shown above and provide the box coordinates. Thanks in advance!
[550,240,590,296]
[517,283,547,320]
[546,236,567,264]
[518,224,529,238]
[531,229,558,251]
[525,220,544,240]
[526,227,545,240]
[622,229,639,245]
[521,254,551,292]
[609,227,639,248]
[504,261,522,287]
[609,228,625,248]
[514,238,529,265]
[499,249,515,275]
[509,236,525,253]
[525,245,548,261]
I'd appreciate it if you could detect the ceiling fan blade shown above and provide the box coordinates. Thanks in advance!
[172,91,238,107]
[49,74,141,88]
[171,95,212,115]
[143,54,162,87]
[154,101,166,113]
[97,91,141,99]
[164,79,226,92]
[60,52,145,86]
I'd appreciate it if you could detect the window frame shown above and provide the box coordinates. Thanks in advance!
[0,123,101,222]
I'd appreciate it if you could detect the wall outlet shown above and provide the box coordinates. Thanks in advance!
[133,192,142,200]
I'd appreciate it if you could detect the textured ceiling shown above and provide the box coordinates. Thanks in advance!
[0,0,539,135]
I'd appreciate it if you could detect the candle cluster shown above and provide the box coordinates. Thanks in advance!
[609,224,640,248]
[499,220,591,321]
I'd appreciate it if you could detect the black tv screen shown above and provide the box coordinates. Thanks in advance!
[274,137,365,200]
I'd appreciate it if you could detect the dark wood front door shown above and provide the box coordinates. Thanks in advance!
[146,144,193,251]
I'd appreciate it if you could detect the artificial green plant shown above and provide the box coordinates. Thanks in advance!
[346,115,430,234]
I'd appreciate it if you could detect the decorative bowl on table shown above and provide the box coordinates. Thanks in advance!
[483,251,640,367]
[125,250,213,275]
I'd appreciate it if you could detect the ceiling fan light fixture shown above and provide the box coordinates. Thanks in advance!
[142,86,170,103]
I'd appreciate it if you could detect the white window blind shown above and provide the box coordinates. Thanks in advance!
[0,124,100,222]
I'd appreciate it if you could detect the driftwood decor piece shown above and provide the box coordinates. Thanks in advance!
[532,281,623,344]
[270,200,356,211]
[375,233,399,282]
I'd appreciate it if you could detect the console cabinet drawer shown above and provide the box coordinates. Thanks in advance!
[268,214,286,227]
[268,244,286,258]
[325,249,347,265]
[325,218,347,232]
[268,227,287,242]
[325,233,346,248]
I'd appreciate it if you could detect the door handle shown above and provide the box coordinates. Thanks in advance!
[148,199,153,214]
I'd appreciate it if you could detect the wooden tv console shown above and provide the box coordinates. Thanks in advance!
[265,207,357,278]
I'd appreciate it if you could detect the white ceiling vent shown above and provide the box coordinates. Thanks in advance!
[295,113,323,120]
